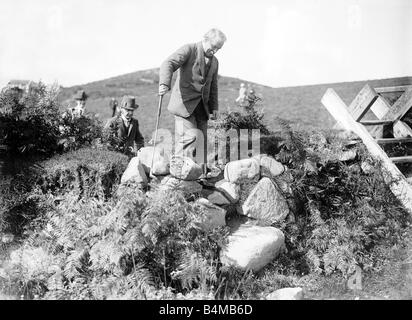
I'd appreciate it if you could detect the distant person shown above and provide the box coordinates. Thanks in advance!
[235,83,248,107]
[110,98,119,117]
[158,28,227,172]
[62,90,88,120]
[246,88,260,108]
[104,95,144,156]
[72,90,88,117]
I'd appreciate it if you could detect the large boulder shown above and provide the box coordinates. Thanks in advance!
[220,225,285,272]
[254,154,285,178]
[194,198,226,230]
[169,156,203,181]
[120,157,148,187]
[215,180,240,203]
[241,177,289,225]
[137,146,170,176]
[266,287,304,300]
[224,158,260,184]
[158,176,202,195]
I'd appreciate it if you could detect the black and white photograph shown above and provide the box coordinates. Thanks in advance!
[0,0,411,306]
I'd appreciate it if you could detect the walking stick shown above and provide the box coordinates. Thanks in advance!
[149,94,164,179]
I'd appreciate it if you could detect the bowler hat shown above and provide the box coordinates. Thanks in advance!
[74,90,88,101]
[121,96,139,110]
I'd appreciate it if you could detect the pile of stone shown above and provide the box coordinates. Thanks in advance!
[120,146,204,194]
[120,150,293,273]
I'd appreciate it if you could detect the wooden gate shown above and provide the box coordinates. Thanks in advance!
[321,84,412,214]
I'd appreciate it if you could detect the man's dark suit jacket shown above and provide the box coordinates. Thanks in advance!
[104,116,144,154]
[159,42,219,120]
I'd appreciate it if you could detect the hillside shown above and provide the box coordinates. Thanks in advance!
[59,69,412,141]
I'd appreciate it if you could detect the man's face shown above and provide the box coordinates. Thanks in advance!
[121,107,134,120]
[203,39,224,58]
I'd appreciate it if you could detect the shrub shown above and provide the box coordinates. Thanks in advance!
[57,112,103,153]
[36,147,129,198]
[0,185,230,300]
[0,158,46,237]
[0,83,61,156]
[0,147,128,243]
[0,81,105,157]
[271,127,411,278]
[212,106,270,135]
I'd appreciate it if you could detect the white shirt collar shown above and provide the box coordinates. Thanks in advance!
[121,115,131,126]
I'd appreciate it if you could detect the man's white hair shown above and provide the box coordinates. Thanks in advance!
[203,28,227,44]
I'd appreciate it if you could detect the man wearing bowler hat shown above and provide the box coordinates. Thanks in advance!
[104,95,145,156]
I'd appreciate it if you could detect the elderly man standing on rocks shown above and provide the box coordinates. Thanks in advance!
[158,28,226,175]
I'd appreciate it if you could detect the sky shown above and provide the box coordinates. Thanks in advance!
[0,0,411,89]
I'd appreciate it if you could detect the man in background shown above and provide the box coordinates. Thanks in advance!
[158,28,227,173]
[235,83,248,107]
[110,98,119,117]
[104,95,144,157]
[71,90,88,117]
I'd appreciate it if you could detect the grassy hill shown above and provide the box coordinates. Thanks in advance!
[59,69,412,141]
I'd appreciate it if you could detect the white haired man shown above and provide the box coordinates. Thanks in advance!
[158,28,226,173]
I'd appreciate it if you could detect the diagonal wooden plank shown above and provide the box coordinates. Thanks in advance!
[368,94,412,138]
[321,88,412,215]
[347,84,379,121]
[381,88,412,121]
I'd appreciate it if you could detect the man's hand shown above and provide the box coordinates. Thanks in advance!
[210,110,218,120]
[158,84,169,96]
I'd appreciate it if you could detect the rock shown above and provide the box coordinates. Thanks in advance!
[242,177,290,225]
[254,154,285,178]
[120,157,148,187]
[137,146,170,176]
[1,233,14,244]
[266,287,304,300]
[200,188,232,206]
[338,149,357,162]
[224,158,260,184]
[361,161,374,174]
[220,225,285,272]
[215,180,240,203]
[273,170,293,195]
[194,198,226,230]
[169,155,203,181]
[347,265,363,291]
[158,176,202,195]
